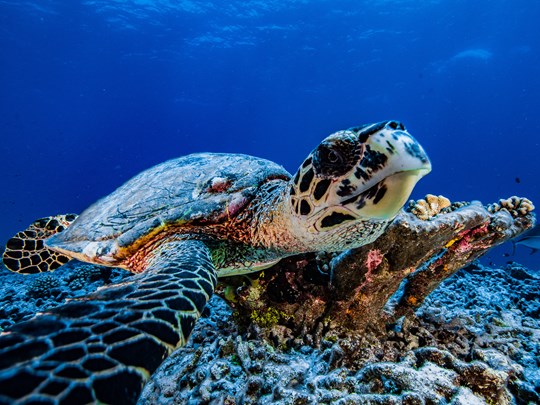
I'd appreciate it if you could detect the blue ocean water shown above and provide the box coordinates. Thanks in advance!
[0,0,538,268]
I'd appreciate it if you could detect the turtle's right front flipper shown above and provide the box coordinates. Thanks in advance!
[0,239,216,404]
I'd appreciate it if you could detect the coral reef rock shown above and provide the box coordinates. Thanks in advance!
[140,261,539,404]
[0,195,536,404]
[223,196,535,342]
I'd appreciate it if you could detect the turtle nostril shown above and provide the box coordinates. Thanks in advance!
[387,121,405,130]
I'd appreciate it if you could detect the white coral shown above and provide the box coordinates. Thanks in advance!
[410,194,451,220]
[487,196,535,217]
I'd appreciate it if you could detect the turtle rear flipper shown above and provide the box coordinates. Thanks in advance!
[2,214,78,274]
[0,239,217,404]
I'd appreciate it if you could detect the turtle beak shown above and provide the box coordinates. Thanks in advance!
[341,120,432,220]
[354,169,429,220]
[352,120,431,178]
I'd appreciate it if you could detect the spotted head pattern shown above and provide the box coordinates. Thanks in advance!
[288,121,431,248]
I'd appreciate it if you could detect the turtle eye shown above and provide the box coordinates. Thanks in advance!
[319,146,343,166]
[324,149,342,164]
[313,142,357,177]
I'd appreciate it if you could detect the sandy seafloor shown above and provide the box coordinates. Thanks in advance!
[0,260,538,404]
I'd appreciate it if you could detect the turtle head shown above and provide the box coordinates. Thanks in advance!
[288,120,431,248]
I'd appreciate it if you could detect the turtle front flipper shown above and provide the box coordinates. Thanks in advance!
[2,214,78,274]
[0,239,217,404]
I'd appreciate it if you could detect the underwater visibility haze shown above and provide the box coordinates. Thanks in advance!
[0,0,539,266]
[1,2,540,404]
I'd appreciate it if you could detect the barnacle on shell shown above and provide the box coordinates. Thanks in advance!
[487,196,535,218]
[408,194,451,220]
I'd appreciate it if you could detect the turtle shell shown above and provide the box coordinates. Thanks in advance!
[46,153,291,263]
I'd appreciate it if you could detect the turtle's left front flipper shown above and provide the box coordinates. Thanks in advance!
[0,239,216,405]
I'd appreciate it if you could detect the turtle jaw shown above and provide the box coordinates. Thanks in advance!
[344,167,431,220]
[299,166,430,235]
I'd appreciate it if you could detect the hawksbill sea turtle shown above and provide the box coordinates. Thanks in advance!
[0,120,431,404]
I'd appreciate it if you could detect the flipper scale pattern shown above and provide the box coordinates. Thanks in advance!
[0,240,216,405]
[2,215,78,274]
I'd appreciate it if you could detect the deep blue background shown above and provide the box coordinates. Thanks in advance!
[1,0,539,268]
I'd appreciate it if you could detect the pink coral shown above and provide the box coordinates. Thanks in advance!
[366,249,384,273]
[453,223,490,254]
